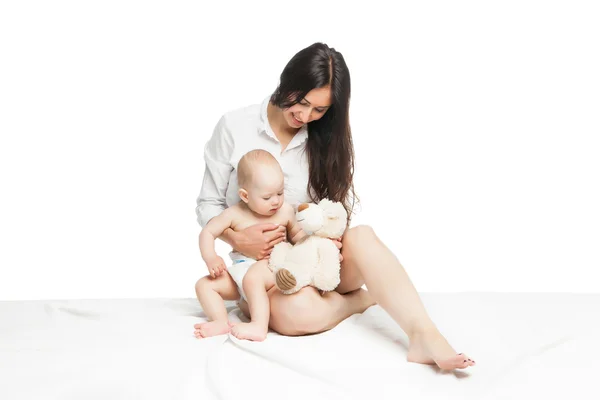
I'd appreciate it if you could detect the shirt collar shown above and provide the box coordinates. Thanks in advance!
[260,96,309,149]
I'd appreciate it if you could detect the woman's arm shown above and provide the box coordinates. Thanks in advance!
[195,114,285,258]
[195,116,234,228]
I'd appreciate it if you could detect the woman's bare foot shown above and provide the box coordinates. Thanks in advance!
[407,329,475,370]
[230,322,268,342]
[193,320,230,338]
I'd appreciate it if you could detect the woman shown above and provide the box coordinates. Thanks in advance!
[195,42,475,370]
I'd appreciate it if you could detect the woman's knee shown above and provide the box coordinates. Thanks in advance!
[343,225,376,257]
[344,224,376,247]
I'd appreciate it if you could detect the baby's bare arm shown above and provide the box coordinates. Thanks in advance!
[199,208,236,263]
[284,204,306,244]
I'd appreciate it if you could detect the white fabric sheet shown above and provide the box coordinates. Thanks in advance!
[1,293,599,399]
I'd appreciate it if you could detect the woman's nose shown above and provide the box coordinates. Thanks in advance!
[299,111,310,123]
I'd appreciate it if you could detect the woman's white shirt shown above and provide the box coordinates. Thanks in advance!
[195,97,312,227]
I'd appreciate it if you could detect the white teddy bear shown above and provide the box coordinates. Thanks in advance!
[268,199,348,294]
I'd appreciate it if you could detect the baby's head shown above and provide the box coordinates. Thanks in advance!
[237,149,284,216]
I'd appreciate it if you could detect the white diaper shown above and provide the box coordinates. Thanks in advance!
[228,251,257,301]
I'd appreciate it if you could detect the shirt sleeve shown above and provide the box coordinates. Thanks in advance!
[195,116,234,227]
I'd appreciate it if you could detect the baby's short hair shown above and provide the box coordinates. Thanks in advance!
[237,149,282,188]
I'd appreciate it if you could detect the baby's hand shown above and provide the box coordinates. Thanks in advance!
[206,256,227,278]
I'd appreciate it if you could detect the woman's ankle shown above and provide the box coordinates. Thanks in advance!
[407,321,439,339]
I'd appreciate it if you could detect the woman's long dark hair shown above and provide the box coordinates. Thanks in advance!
[270,42,358,219]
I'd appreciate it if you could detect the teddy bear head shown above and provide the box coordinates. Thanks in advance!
[295,199,347,239]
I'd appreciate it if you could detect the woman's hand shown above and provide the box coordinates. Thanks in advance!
[330,237,343,262]
[231,224,287,260]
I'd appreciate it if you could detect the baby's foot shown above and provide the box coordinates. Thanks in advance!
[230,322,268,342]
[193,320,230,338]
[407,329,476,370]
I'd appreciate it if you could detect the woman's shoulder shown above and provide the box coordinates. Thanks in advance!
[210,97,269,148]
[219,98,266,131]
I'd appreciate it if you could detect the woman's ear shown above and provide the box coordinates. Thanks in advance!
[238,188,249,203]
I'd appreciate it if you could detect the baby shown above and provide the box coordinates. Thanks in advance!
[193,149,306,341]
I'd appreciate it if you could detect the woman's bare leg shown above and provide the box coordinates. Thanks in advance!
[267,286,374,335]
[338,225,475,369]
[265,225,475,370]
[239,287,373,335]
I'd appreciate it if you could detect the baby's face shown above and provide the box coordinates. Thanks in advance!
[245,166,285,216]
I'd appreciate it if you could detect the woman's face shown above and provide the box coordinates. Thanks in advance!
[283,86,332,128]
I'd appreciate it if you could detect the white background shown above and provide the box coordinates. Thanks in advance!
[1,1,598,300]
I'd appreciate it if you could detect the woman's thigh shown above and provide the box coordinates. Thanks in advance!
[238,286,321,334]
[335,225,375,294]
[267,286,325,335]
[239,225,377,333]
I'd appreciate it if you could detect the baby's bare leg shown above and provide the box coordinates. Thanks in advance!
[193,271,240,338]
[230,260,274,342]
